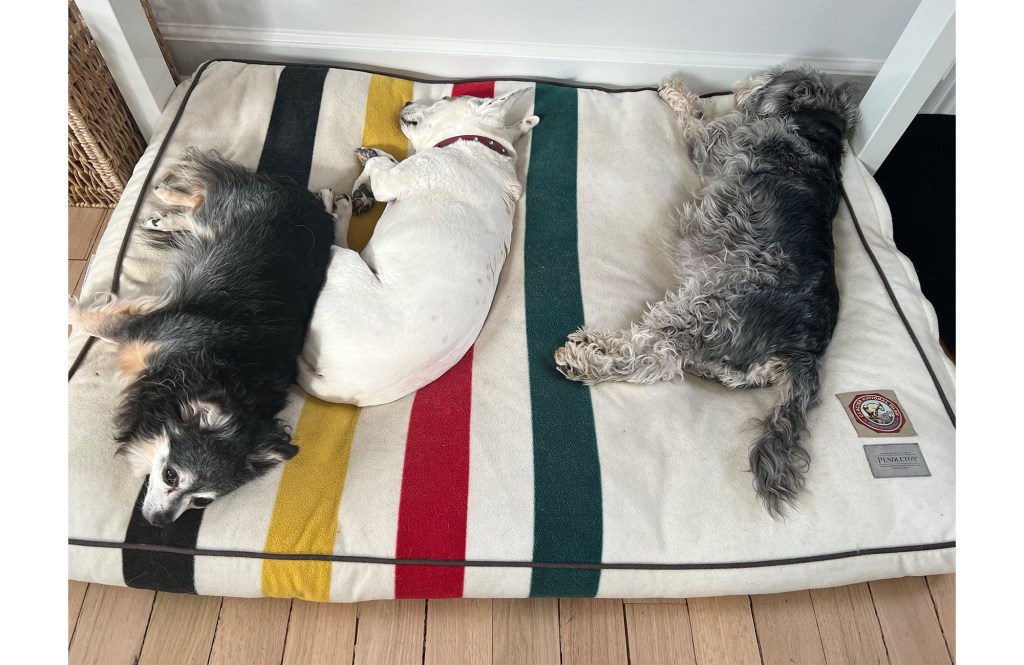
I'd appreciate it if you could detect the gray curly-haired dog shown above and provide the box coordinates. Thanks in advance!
[554,66,859,517]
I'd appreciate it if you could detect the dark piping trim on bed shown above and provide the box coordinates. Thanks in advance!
[842,189,956,426]
[68,59,219,381]
[66,59,955,574]
[69,537,955,571]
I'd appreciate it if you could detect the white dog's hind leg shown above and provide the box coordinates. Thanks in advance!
[298,244,387,401]
[296,354,323,380]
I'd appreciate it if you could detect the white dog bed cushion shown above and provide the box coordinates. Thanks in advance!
[68,61,955,602]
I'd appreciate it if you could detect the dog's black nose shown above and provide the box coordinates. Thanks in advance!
[403,101,414,108]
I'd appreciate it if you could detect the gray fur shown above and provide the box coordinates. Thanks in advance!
[554,66,859,517]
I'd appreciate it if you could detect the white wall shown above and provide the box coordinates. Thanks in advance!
[150,0,950,108]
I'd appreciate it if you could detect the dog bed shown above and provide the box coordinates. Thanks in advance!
[68,60,955,601]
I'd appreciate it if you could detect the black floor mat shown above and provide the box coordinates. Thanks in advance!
[872,114,955,354]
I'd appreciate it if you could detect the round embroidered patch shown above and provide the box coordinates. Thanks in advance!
[849,393,906,433]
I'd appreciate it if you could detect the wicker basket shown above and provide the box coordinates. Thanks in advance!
[68,0,178,207]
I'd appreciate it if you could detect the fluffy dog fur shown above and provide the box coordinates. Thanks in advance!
[68,150,334,526]
[554,66,859,517]
[298,90,539,405]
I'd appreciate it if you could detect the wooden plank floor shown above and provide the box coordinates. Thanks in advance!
[68,207,955,664]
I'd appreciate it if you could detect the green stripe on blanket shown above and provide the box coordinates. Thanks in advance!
[524,84,603,597]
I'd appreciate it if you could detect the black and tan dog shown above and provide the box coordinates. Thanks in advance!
[69,149,334,526]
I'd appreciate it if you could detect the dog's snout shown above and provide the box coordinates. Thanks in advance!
[147,513,173,528]
[403,101,414,108]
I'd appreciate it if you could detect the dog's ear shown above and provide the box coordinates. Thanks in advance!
[478,88,532,123]
[115,430,169,477]
[835,80,860,108]
[506,115,540,141]
[833,80,861,136]
[732,71,773,109]
[181,400,232,431]
[246,421,299,474]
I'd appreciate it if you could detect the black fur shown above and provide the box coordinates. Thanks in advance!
[102,150,333,525]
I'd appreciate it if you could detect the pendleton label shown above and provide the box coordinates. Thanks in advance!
[837,390,917,438]
[864,443,930,478]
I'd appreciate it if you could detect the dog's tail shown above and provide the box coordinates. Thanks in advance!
[748,352,820,518]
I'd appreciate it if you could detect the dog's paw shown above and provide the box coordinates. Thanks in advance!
[554,332,596,381]
[554,329,615,383]
[139,214,165,230]
[553,345,587,382]
[318,188,335,213]
[355,147,398,167]
[658,75,687,95]
[658,76,704,120]
[152,182,180,205]
[565,329,598,346]
[351,184,375,216]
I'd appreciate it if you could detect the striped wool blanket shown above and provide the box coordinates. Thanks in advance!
[68,61,955,602]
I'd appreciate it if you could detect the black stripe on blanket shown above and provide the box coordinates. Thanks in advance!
[122,65,329,593]
[123,480,204,593]
[257,66,330,183]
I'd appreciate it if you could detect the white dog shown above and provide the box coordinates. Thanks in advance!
[298,89,539,405]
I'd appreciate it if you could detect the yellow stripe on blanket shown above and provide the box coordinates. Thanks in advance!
[262,74,412,600]
[347,75,414,251]
[262,398,359,601]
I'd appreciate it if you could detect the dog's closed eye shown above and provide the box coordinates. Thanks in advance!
[193,497,213,507]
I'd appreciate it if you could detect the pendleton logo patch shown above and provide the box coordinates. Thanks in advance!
[836,390,916,438]
[864,443,931,478]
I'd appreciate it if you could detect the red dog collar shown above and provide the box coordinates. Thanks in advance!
[434,135,510,157]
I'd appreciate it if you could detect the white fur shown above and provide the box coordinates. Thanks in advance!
[181,400,232,431]
[126,430,194,525]
[120,430,169,478]
[123,428,217,524]
[299,90,538,405]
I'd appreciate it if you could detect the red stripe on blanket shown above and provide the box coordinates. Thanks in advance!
[451,81,496,98]
[394,82,492,598]
[394,348,475,597]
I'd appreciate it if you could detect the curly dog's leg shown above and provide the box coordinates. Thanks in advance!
[554,326,683,385]
[658,76,706,144]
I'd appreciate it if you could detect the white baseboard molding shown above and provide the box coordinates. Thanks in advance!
[159,23,881,93]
